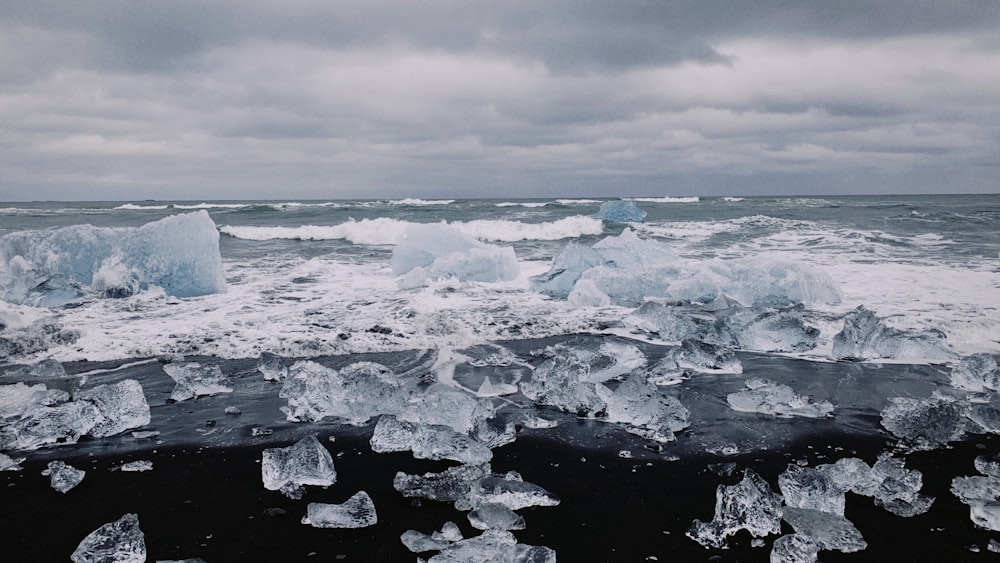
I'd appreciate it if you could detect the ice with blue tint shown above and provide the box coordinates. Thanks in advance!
[832,306,951,362]
[71,513,146,563]
[261,435,337,499]
[390,223,519,288]
[531,243,607,297]
[0,211,226,306]
[595,200,647,222]
[302,491,378,529]
[280,361,406,425]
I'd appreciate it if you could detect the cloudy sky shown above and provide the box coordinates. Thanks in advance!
[2,1,999,201]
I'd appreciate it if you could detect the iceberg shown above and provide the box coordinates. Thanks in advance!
[727,378,834,419]
[687,469,784,549]
[163,362,233,402]
[391,223,519,288]
[595,200,647,222]
[261,435,337,499]
[832,306,951,361]
[301,491,378,529]
[0,211,225,306]
[280,361,406,425]
[43,460,86,493]
[71,513,146,563]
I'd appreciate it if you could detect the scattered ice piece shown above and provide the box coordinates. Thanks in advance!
[257,352,289,382]
[76,379,151,438]
[816,457,878,497]
[975,454,1000,478]
[0,452,24,471]
[727,305,819,353]
[116,460,153,472]
[627,301,735,346]
[261,435,337,499]
[433,521,464,542]
[417,529,556,563]
[302,491,377,529]
[400,530,452,554]
[0,318,81,360]
[779,465,846,515]
[595,200,647,223]
[468,503,526,531]
[781,507,867,553]
[399,383,494,434]
[751,538,765,548]
[531,243,607,297]
[43,460,85,492]
[989,539,1000,553]
[163,362,233,402]
[687,469,784,549]
[393,464,491,505]
[370,415,493,464]
[224,406,241,415]
[71,513,146,563]
[0,381,71,421]
[880,393,965,450]
[950,354,1000,392]
[520,415,558,429]
[461,472,561,511]
[770,534,821,563]
[871,454,934,517]
[131,430,160,440]
[728,378,833,419]
[251,427,273,437]
[7,357,68,379]
[832,306,950,361]
[597,373,690,442]
[281,361,405,425]
[0,400,99,450]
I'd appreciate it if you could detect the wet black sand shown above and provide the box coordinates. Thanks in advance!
[3,427,999,562]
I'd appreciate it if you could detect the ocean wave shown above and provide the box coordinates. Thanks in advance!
[174,203,254,210]
[114,204,170,210]
[626,196,700,203]
[722,197,745,202]
[388,198,455,206]
[556,199,602,205]
[496,202,549,208]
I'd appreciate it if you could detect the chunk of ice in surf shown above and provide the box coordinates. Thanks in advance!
[0,381,70,421]
[687,469,784,549]
[950,354,1000,392]
[627,301,734,346]
[257,351,288,382]
[778,464,846,515]
[0,452,24,471]
[597,373,690,442]
[261,435,337,499]
[781,507,867,553]
[398,383,493,434]
[280,361,405,425]
[391,223,519,288]
[43,460,85,493]
[880,393,965,450]
[595,199,647,223]
[301,491,377,529]
[832,306,951,361]
[6,357,68,379]
[71,513,146,563]
[727,378,833,419]
[163,362,232,402]
[727,305,819,353]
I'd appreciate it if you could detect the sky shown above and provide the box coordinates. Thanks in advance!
[1,1,999,201]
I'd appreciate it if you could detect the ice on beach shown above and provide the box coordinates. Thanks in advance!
[778,465,846,515]
[116,460,153,472]
[687,469,784,549]
[468,503,526,531]
[951,473,1000,531]
[0,211,226,307]
[880,393,966,450]
[870,454,934,517]
[257,352,288,382]
[950,354,1000,393]
[42,460,86,493]
[399,383,494,434]
[280,361,406,425]
[76,379,151,438]
[391,223,519,288]
[301,491,377,529]
[726,305,819,353]
[0,381,70,421]
[781,507,867,553]
[163,362,233,402]
[71,513,146,563]
[728,378,834,419]
[393,464,491,505]
[531,243,607,297]
[5,357,68,379]
[595,200,647,223]
[402,527,556,562]
[816,457,879,497]
[463,472,561,511]
[646,340,742,385]
[832,306,951,361]
[597,373,690,442]
[261,435,337,499]
[0,452,24,471]
[370,415,493,464]
[770,534,821,563]
[627,301,734,345]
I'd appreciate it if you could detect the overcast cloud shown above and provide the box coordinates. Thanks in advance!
[2,0,999,200]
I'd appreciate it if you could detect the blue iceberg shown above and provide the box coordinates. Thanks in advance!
[391,223,519,288]
[595,200,647,223]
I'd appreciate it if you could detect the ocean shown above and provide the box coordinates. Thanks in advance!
[1,194,999,561]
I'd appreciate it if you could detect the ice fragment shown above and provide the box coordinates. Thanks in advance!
[163,362,232,402]
[728,378,833,419]
[71,513,146,563]
[687,469,783,549]
[302,491,377,528]
[261,435,337,499]
[43,460,85,492]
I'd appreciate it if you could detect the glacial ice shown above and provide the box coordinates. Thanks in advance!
[726,305,819,353]
[880,393,966,449]
[76,379,151,438]
[280,361,405,425]
[462,471,561,511]
[687,469,784,549]
[0,381,70,421]
[370,415,493,464]
[43,460,86,493]
[5,357,67,379]
[398,383,494,434]
[257,352,288,382]
[770,534,821,563]
[870,454,934,517]
[597,373,690,442]
[261,435,337,499]
[116,460,153,472]
[950,354,1000,392]
[391,223,519,288]
[163,362,233,402]
[778,465,846,515]
[781,507,867,553]
[595,200,647,223]
[816,457,880,497]
[71,513,146,563]
[0,211,226,306]
[832,306,951,361]
[728,378,834,419]
[393,463,491,505]
[468,503,526,531]
[301,491,378,528]
[0,317,80,360]
[402,528,556,562]
[0,451,24,471]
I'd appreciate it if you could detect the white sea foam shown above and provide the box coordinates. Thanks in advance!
[390,198,455,206]
[173,203,252,209]
[556,199,601,205]
[496,202,549,208]
[722,197,746,202]
[113,204,169,210]
[626,196,700,203]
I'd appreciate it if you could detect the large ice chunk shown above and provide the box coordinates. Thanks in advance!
[402,528,556,562]
[950,354,1000,392]
[280,361,406,425]
[770,534,821,563]
[0,381,70,421]
[301,491,377,529]
[370,415,493,464]
[832,306,950,361]
[0,211,225,306]
[781,507,867,553]
[391,223,519,288]
[261,435,337,499]
[0,452,24,471]
[595,200,647,222]
[816,457,880,497]
[880,393,966,450]
[728,378,834,419]
[468,504,526,531]
[43,460,86,493]
[778,465,845,515]
[461,471,561,511]
[163,362,233,402]
[726,305,819,353]
[870,453,934,517]
[687,469,784,549]
[76,379,151,438]
[0,400,99,450]
[597,373,690,442]
[71,513,146,563]
[393,464,491,505]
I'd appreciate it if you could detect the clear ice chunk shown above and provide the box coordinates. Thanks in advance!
[391,223,519,288]
[399,383,494,434]
[951,458,1000,531]
[880,393,966,450]
[816,457,879,497]
[950,354,1000,393]
[975,454,1000,478]
[597,373,690,442]
[871,453,934,517]
[6,357,68,379]
[116,460,153,472]
[687,469,784,549]
[370,415,493,464]
[43,460,86,493]
[415,529,556,563]
[781,506,867,553]
[627,301,734,346]
[163,362,233,402]
[0,381,70,421]
[400,529,452,554]
[531,243,607,297]
[727,305,819,353]
[832,306,950,361]
[468,503,526,531]
[71,513,146,563]
[595,200,647,223]
[257,352,288,382]
[770,534,821,563]
[393,464,491,505]
[779,464,846,515]
[280,361,406,425]
[301,491,377,529]
[728,378,834,419]
[76,379,151,438]
[261,435,337,499]
[0,452,24,471]
[0,400,99,450]
[462,472,561,511]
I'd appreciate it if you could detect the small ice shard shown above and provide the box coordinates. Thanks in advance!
[71,513,146,563]
[462,472,561,511]
[727,378,833,419]
[391,223,520,288]
[595,200,647,223]
[832,306,950,361]
[261,435,337,499]
[520,415,558,429]
[280,361,406,425]
[43,460,85,493]
[468,503,526,531]
[597,373,690,442]
[393,464,491,505]
[301,491,377,529]
[116,460,153,472]
[0,452,24,471]
[779,465,846,515]
[770,534,821,563]
[224,406,241,415]
[781,507,867,553]
[432,521,464,542]
[950,354,1000,392]
[76,379,151,438]
[975,453,1000,478]
[880,393,966,450]
[370,415,493,464]
[687,469,784,549]
[163,362,233,402]
[131,430,160,440]
[257,351,289,382]
[871,453,934,517]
